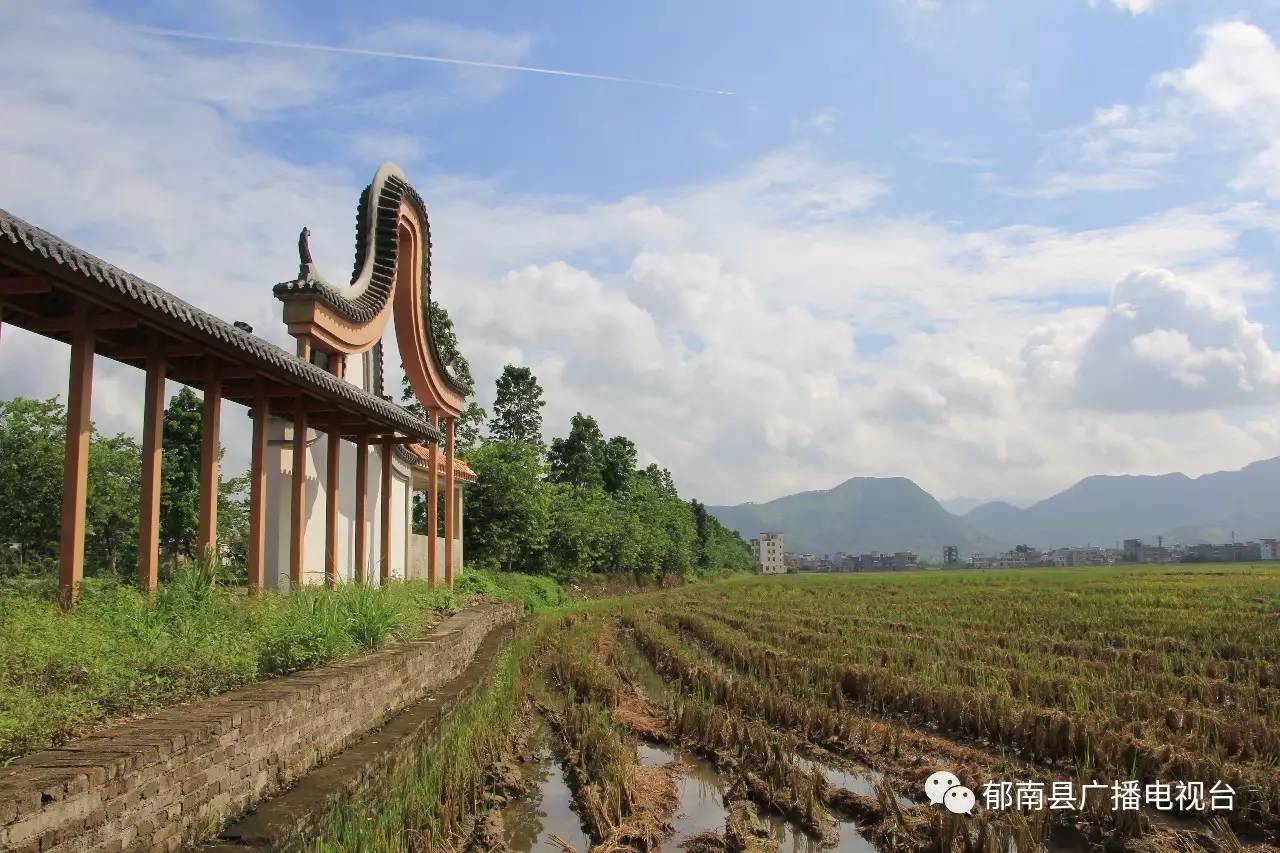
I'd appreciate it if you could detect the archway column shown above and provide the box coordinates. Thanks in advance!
[354,434,369,584]
[58,303,93,610]
[246,387,269,593]
[325,422,341,588]
[196,361,222,559]
[444,417,456,588]
[427,413,439,586]
[137,344,166,593]
[380,439,392,583]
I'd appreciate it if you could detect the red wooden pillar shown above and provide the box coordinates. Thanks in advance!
[444,417,456,588]
[196,362,222,560]
[246,386,269,593]
[354,433,369,585]
[136,347,166,593]
[325,423,341,589]
[427,413,439,586]
[58,305,93,609]
[380,439,393,583]
[290,399,308,588]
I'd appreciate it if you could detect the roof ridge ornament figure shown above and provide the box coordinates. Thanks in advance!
[297,226,316,279]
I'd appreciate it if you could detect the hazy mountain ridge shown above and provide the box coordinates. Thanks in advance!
[709,457,1280,559]
[963,457,1280,547]
[708,476,1006,559]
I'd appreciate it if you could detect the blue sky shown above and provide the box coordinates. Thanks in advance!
[5,0,1280,506]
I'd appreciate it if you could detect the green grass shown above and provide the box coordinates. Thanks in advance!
[0,565,459,763]
[314,620,546,851]
[454,568,569,613]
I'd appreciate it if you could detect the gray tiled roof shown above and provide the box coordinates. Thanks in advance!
[0,208,441,442]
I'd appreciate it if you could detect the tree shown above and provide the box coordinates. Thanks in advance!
[601,435,637,494]
[218,473,250,582]
[639,463,677,498]
[548,413,605,489]
[489,365,545,446]
[0,397,65,565]
[86,432,142,576]
[160,387,202,559]
[462,440,551,572]
[401,301,486,451]
[690,498,712,572]
[545,481,616,580]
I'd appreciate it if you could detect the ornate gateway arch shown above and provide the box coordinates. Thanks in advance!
[269,162,473,589]
[0,162,472,605]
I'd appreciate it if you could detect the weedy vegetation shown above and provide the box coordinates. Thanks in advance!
[0,559,459,761]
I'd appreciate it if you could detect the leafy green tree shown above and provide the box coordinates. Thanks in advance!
[401,301,486,451]
[0,397,66,565]
[639,463,677,498]
[85,432,142,576]
[217,473,250,582]
[463,440,551,571]
[489,365,546,446]
[544,481,616,580]
[690,498,712,572]
[601,435,637,494]
[548,413,606,489]
[160,387,202,559]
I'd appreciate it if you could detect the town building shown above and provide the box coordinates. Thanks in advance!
[0,163,475,606]
[750,532,786,574]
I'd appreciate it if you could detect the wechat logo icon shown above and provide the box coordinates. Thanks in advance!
[925,770,975,815]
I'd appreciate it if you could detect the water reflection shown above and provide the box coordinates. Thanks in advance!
[639,743,731,851]
[502,722,591,852]
[762,812,878,853]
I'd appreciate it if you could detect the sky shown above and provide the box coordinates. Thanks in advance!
[5,1,1280,508]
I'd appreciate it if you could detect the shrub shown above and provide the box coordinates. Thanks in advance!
[454,571,503,597]
[491,571,568,613]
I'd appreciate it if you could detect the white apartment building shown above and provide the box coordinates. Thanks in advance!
[750,532,787,575]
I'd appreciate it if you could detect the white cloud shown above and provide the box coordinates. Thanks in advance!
[1160,21,1280,197]
[1089,0,1159,14]
[1075,268,1280,410]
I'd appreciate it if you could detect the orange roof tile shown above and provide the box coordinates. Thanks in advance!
[406,443,477,482]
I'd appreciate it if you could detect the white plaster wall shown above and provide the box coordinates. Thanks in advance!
[388,459,409,580]
[263,417,412,589]
[263,417,288,590]
[409,533,463,579]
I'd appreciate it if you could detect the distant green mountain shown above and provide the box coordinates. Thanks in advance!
[964,457,1280,547]
[708,476,1006,560]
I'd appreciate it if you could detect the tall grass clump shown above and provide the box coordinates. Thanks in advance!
[0,569,458,762]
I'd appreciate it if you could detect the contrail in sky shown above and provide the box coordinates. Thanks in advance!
[136,26,736,96]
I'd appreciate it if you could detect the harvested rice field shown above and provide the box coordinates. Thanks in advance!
[319,564,1280,852]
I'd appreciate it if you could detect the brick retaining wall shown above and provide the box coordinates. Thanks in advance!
[0,600,520,853]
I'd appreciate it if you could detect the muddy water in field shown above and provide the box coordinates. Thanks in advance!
[638,742,879,852]
[793,753,917,807]
[762,812,879,852]
[502,720,591,852]
[639,742,731,847]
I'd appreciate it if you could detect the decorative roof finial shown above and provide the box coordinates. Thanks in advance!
[297,226,315,278]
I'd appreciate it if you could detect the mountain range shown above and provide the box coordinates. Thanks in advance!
[708,476,1006,559]
[708,457,1280,559]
